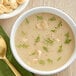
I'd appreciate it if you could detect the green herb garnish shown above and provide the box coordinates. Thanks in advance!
[49,16,56,21]
[36,15,43,20]
[42,46,48,52]
[17,43,29,48]
[35,35,40,43]
[65,32,69,38]
[45,38,54,45]
[64,32,72,44]
[64,38,71,44]
[55,21,62,29]
[58,45,63,53]
[57,56,61,61]
[51,29,56,32]
[21,31,26,35]
[38,60,45,65]
[25,18,29,24]
[47,58,53,63]
[31,51,36,55]
[51,21,62,33]
[57,21,62,28]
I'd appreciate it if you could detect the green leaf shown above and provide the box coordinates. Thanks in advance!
[0,60,15,76]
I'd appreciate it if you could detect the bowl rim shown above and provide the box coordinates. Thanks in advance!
[10,6,76,75]
[0,0,29,19]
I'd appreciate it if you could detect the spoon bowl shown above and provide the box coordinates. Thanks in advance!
[0,35,7,58]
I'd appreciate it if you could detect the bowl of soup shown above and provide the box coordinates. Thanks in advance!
[10,7,76,75]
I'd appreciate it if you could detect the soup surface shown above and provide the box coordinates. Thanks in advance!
[15,13,75,71]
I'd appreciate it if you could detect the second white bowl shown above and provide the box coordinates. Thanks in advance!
[0,0,29,19]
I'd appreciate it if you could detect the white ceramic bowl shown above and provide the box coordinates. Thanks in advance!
[10,7,76,75]
[0,0,29,19]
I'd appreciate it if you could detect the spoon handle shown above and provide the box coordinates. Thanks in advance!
[4,56,21,76]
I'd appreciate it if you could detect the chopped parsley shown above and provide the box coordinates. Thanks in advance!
[49,16,56,21]
[65,32,69,38]
[45,38,54,45]
[21,31,26,35]
[42,46,48,52]
[57,56,62,61]
[51,21,62,33]
[55,21,62,29]
[30,51,36,56]
[36,15,43,20]
[47,58,53,63]
[58,21,62,27]
[51,29,56,32]
[17,43,29,48]
[65,39,71,44]
[58,45,63,53]
[35,35,40,43]
[25,18,29,24]
[64,32,72,44]
[38,60,45,65]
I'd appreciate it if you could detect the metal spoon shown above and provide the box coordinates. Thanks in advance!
[0,35,21,76]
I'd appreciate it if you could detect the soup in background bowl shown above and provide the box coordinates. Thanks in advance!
[10,7,76,75]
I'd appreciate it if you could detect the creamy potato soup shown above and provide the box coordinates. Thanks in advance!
[15,13,75,71]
